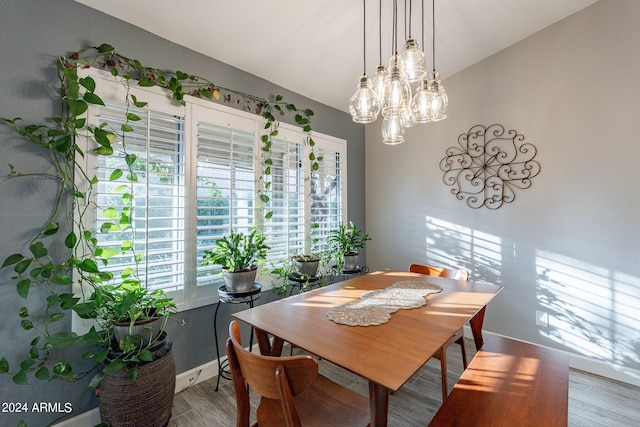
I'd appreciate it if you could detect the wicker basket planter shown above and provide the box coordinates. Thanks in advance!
[98,333,175,427]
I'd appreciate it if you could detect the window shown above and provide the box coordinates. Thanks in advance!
[79,70,346,310]
[262,128,307,263]
[93,99,186,294]
[310,145,345,254]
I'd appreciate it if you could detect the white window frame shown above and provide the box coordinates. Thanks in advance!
[74,69,347,315]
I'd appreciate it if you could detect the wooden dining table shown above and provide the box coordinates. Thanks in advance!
[233,269,502,427]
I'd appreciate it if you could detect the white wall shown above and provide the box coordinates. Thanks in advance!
[366,0,640,384]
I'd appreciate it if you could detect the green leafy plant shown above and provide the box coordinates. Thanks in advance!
[0,42,318,409]
[326,221,371,271]
[292,253,320,263]
[259,97,318,220]
[270,254,329,296]
[202,229,270,272]
[73,283,179,386]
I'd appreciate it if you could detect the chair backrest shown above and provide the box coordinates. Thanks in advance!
[226,320,319,426]
[409,263,470,281]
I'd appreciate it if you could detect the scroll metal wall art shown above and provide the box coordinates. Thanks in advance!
[439,124,540,209]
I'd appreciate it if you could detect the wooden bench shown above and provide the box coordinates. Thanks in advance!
[429,335,569,427]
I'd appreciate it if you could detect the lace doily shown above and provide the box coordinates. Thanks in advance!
[327,281,442,326]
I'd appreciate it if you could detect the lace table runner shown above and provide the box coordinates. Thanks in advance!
[326,281,443,326]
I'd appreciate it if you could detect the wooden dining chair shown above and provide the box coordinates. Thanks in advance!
[226,320,370,427]
[409,263,469,401]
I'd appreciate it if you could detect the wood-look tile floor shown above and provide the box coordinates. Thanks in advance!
[168,339,640,427]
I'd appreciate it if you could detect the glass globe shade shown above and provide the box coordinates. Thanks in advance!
[382,116,405,145]
[371,65,388,105]
[348,75,380,124]
[410,79,432,123]
[429,71,448,121]
[400,105,414,128]
[398,37,426,82]
[388,54,404,78]
[382,66,411,118]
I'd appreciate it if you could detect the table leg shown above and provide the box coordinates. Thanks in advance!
[470,305,487,351]
[368,382,390,427]
[248,297,255,352]
[255,327,285,357]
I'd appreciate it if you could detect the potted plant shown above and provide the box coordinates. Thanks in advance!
[327,221,371,272]
[71,282,180,427]
[291,253,321,277]
[271,255,329,296]
[202,229,270,292]
[74,282,178,354]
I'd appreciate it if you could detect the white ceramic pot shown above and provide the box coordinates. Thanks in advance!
[292,256,320,277]
[343,252,359,271]
[223,266,258,293]
[113,317,164,348]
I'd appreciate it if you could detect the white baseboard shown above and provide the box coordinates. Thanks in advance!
[174,359,221,393]
[465,327,640,388]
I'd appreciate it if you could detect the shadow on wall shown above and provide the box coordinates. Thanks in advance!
[425,216,640,370]
[536,250,640,368]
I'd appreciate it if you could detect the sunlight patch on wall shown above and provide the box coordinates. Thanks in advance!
[426,217,502,284]
[536,250,640,367]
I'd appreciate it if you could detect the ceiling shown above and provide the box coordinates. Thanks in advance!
[73,0,599,112]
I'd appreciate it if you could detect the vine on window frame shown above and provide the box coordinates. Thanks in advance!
[0,43,320,389]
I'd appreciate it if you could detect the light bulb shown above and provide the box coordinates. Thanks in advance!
[399,38,426,82]
[371,65,388,105]
[348,75,380,124]
[382,65,411,118]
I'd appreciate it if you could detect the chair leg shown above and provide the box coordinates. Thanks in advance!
[440,346,448,402]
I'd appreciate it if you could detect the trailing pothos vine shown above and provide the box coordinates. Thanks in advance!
[260,98,320,219]
[0,43,321,394]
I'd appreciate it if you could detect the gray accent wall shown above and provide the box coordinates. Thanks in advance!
[0,0,364,425]
[365,0,640,385]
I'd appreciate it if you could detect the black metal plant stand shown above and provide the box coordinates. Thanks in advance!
[213,283,262,391]
[329,265,369,284]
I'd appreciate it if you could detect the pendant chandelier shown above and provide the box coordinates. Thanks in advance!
[348,0,380,124]
[348,0,448,144]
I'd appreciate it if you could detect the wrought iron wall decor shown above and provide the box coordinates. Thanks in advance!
[439,124,540,209]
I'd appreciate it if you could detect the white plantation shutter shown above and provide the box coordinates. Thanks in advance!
[194,112,256,287]
[94,97,186,294]
[81,70,347,310]
[310,140,346,254]
[262,130,306,263]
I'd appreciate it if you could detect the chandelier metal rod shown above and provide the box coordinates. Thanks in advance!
[432,0,436,72]
[421,0,425,51]
[362,0,367,74]
[404,0,411,40]
[378,0,383,65]
[392,0,398,55]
